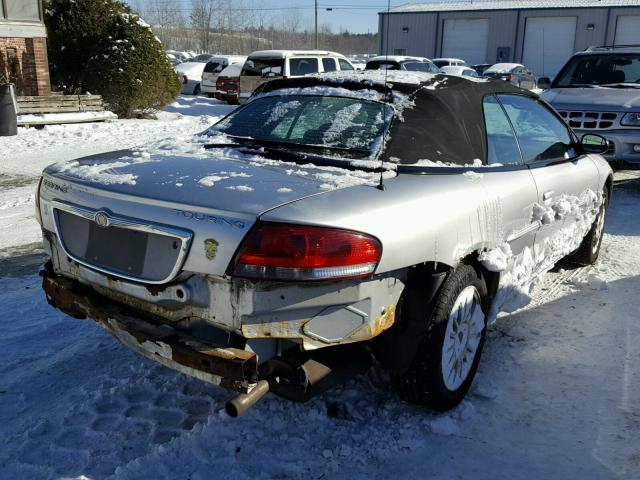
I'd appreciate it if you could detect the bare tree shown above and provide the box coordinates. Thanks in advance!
[191,0,217,52]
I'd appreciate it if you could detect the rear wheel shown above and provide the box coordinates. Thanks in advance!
[393,264,487,411]
[565,189,608,266]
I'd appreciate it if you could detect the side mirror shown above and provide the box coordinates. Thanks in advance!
[537,77,551,89]
[581,134,609,154]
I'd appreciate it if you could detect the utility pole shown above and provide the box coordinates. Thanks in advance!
[315,0,318,49]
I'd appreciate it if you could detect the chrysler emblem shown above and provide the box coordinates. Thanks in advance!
[204,238,219,260]
[94,211,110,228]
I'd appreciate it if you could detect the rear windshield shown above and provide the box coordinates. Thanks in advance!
[204,62,224,73]
[212,95,391,155]
[553,53,640,87]
[365,61,400,70]
[242,58,285,78]
[403,61,440,73]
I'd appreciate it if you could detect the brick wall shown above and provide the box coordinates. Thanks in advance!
[0,36,51,96]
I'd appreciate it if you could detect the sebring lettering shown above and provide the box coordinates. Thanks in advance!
[173,209,245,229]
[43,179,68,193]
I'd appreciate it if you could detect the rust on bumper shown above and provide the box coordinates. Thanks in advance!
[42,273,258,393]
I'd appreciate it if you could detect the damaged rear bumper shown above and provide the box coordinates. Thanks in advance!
[42,269,259,393]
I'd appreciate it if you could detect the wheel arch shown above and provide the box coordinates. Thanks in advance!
[373,253,497,374]
[604,173,613,200]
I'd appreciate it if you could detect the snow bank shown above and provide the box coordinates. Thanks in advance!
[17,111,118,125]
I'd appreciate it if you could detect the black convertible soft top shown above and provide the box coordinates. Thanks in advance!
[254,71,539,166]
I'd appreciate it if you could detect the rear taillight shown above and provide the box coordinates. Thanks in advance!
[35,176,43,225]
[183,74,188,84]
[504,74,513,81]
[230,222,382,281]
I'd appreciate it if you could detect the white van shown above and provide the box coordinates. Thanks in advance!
[238,50,355,103]
[201,55,247,97]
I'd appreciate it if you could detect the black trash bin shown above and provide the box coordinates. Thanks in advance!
[0,84,18,136]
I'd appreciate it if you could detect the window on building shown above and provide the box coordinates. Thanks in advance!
[5,0,41,21]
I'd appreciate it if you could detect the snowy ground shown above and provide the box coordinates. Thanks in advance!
[0,97,639,479]
[0,96,235,256]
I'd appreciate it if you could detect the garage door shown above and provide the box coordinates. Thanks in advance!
[615,15,640,44]
[522,17,577,78]
[441,19,489,65]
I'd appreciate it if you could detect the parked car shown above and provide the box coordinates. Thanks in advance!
[166,53,182,66]
[174,61,207,95]
[472,63,493,76]
[201,55,246,98]
[484,63,536,89]
[440,65,479,78]
[38,71,611,416]
[238,50,355,103]
[539,45,640,164]
[194,53,215,62]
[432,57,468,68]
[166,50,189,63]
[365,55,441,73]
[214,63,243,104]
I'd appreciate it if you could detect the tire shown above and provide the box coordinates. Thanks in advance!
[392,263,488,411]
[565,189,609,266]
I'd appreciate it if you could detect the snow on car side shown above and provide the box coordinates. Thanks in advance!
[36,70,612,415]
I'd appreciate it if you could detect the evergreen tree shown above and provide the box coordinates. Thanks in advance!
[44,0,181,117]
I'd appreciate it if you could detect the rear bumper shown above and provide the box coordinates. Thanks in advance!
[200,83,216,93]
[42,267,259,392]
[41,229,405,351]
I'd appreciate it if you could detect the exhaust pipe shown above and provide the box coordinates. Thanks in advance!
[225,379,270,417]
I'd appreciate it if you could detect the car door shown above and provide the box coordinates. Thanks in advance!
[497,94,601,247]
[481,95,540,256]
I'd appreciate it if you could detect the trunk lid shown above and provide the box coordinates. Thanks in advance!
[44,149,329,216]
[41,149,350,280]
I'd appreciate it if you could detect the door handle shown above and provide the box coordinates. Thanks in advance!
[543,190,554,201]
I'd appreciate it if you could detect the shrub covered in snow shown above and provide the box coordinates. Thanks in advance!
[44,0,181,117]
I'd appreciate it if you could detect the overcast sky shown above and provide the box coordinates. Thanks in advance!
[124,0,412,34]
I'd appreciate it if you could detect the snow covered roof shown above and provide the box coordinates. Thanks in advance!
[433,58,467,62]
[485,62,524,73]
[440,65,477,76]
[367,55,431,62]
[387,0,640,13]
[174,62,207,75]
[206,55,246,63]
[247,50,347,59]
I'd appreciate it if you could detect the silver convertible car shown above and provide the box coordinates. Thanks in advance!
[37,71,612,416]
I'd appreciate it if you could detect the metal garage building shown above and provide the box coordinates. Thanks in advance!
[379,0,640,77]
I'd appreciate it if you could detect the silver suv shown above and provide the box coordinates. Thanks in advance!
[539,45,640,164]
